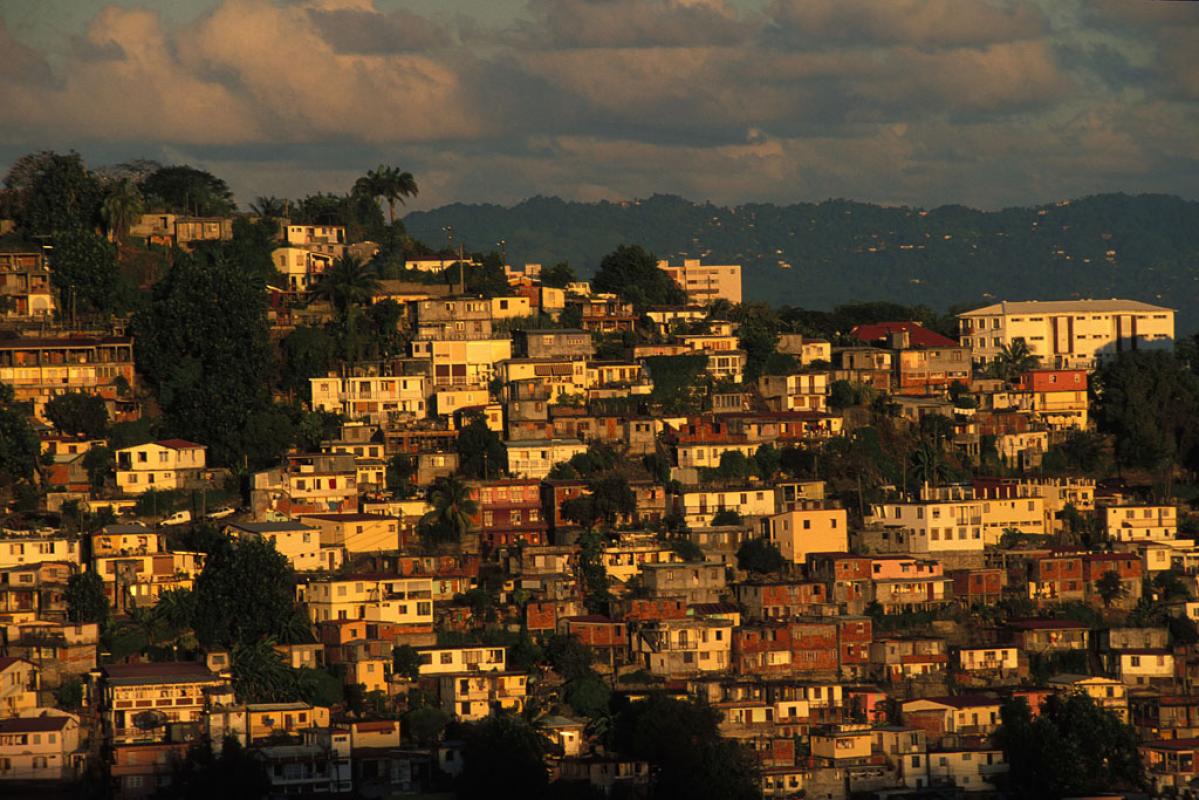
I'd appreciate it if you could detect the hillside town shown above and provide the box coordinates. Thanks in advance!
[2,157,1199,800]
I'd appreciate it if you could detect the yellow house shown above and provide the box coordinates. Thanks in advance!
[499,358,588,401]
[811,725,873,763]
[0,536,81,569]
[94,552,206,610]
[207,702,332,745]
[0,657,39,719]
[272,247,334,292]
[673,486,776,527]
[766,508,849,563]
[505,439,588,480]
[310,375,428,423]
[438,672,527,721]
[1047,674,1128,721]
[302,575,434,626]
[633,618,732,678]
[92,525,161,557]
[489,296,532,320]
[415,645,507,677]
[298,513,402,554]
[93,662,228,743]
[0,712,85,781]
[115,440,207,495]
[226,521,323,572]
[674,441,760,471]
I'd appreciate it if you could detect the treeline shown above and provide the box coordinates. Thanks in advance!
[403,192,1199,332]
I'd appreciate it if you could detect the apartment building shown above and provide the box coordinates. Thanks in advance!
[958,299,1174,369]
[415,645,507,676]
[302,575,434,626]
[633,617,733,678]
[309,374,428,422]
[91,662,228,743]
[226,521,325,572]
[657,258,743,305]
[0,250,54,320]
[673,486,777,528]
[757,373,830,413]
[0,535,81,569]
[1101,505,1178,543]
[0,335,136,417]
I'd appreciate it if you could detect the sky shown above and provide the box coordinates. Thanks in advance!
[1,0,1197,211]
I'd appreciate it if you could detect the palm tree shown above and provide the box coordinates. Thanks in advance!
[990,339,1040,382]
[310,254,381,318]
[251,195,287,219]
[1096,570,1129,608]
[355,165,418,226]
[101,178,144,251]
[911,441,950,489]
[231,638,296,704]
[420,476,478,547]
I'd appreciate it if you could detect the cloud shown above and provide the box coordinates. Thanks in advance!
[0,0,1196,210]
[515,0,753,49]
[767,0,1048,49]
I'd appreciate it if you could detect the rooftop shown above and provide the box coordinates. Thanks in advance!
[959,298,1174,316]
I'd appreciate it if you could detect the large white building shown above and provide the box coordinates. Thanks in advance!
[958,299,1174,369]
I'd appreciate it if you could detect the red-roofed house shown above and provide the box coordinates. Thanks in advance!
[850,322,970,395]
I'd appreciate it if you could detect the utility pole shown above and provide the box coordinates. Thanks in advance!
[459,242,466,296]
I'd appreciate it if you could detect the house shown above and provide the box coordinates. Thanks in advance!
[958,298,1174,369]
[309,374,428,423]
[226,520,324,572]
[251,452,359,517]
[1011,369,1089,429]
[901,695,1002,740]
[0,620,99,686]
[757,372,829,413]
[1005,618,1090,653]
[639,562,727,604]
[632,617,732,678]
[1100,504,1178,543]
[733,621,840,677]
[0,250,55,320]
[657,258,742,305]
[93,551,205,612]
[505,439,587,480]
[672,486,776,528]
[90,662,228,743]
[115,440,207,495]
[927,746,1007,791]
[301,575,434,628]
[1141,738,1199,795]
[470,479,549,552]
[954,646,1020,676]
[850,322,971,395]
[0,535,81,569]
[764,508,848,563]
[298,513,403,555]
[0,712,85,782]
[437,672,527,720]
[206,701,332,746]
[0,657,39,718]
[1047,674,1128,721]
[414,645,507,676]
[91,524,160,558]
[512,329,594,360]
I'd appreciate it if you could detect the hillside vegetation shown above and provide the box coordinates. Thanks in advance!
[405,193,1199,331]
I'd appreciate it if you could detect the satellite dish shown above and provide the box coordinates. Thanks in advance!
[132,710,168,730]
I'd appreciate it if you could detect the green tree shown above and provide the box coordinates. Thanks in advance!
[155,735,270,800]
[420,476,478,547]
[231,638,297,704]
[50,228,122,317]
[577,528,612,613]
[134,249,293,468]
[66,571,109,624]
[733,303,782,381]
[1096,570,1128,608]
[81,446,113,491]
[311,253,381,320]
[4,150,102,237]
[102,178,145,249]
[612,693,759,800]
[140,165,235,216]
[386,453,416,498]
[829,380,857,409]
[459,715,549,798]
[0,384,39,491]
[540,261,577,288]
[1097,351,1199,473]
[192,537,297,647]
[989,338,1040,381]
[753,444,782,480]
[716,451,752,484]
[354,165,418,227]
[44,392,109,438]
[280,325,338,399]
[455,414,505,479]
[392,644,422,681]
[592,244,684,311]
[994,694,1142,798]
[712,509,743,526]
[736,538,785,574]
[403,704,450,745]
[565,673,611,719]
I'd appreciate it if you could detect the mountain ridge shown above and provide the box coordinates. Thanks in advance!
[403,192,1199,331]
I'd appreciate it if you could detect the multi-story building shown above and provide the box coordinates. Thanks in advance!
[226,521,325,572]
[0,713,85,782]
[633,617,733,677]
[0,250,54,320]
[298,513,403,555]
[0,535,81,569]
[272,247,334,292]
[504,439,587,480]
[1011,369,1089,428]
[309,374,428,423]
[958,299,1174,369]
[757,372,830,413]
[657,258,742,305]
[672,486,777,528]
[0,657,39,718]
[639,562,727,604]
[512,329,595,360]
[90,662,228,744]
[0,335,136,418]
[469,479,548,552]
[437,672,527,720]
[414,645,507,676]
[1101,504,1178,543]
[301,575,434,626]
[765,509,848,564]
[93,552,205,612]
[115,440,207,495]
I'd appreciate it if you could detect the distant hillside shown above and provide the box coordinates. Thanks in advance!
[404,193,1199,332]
